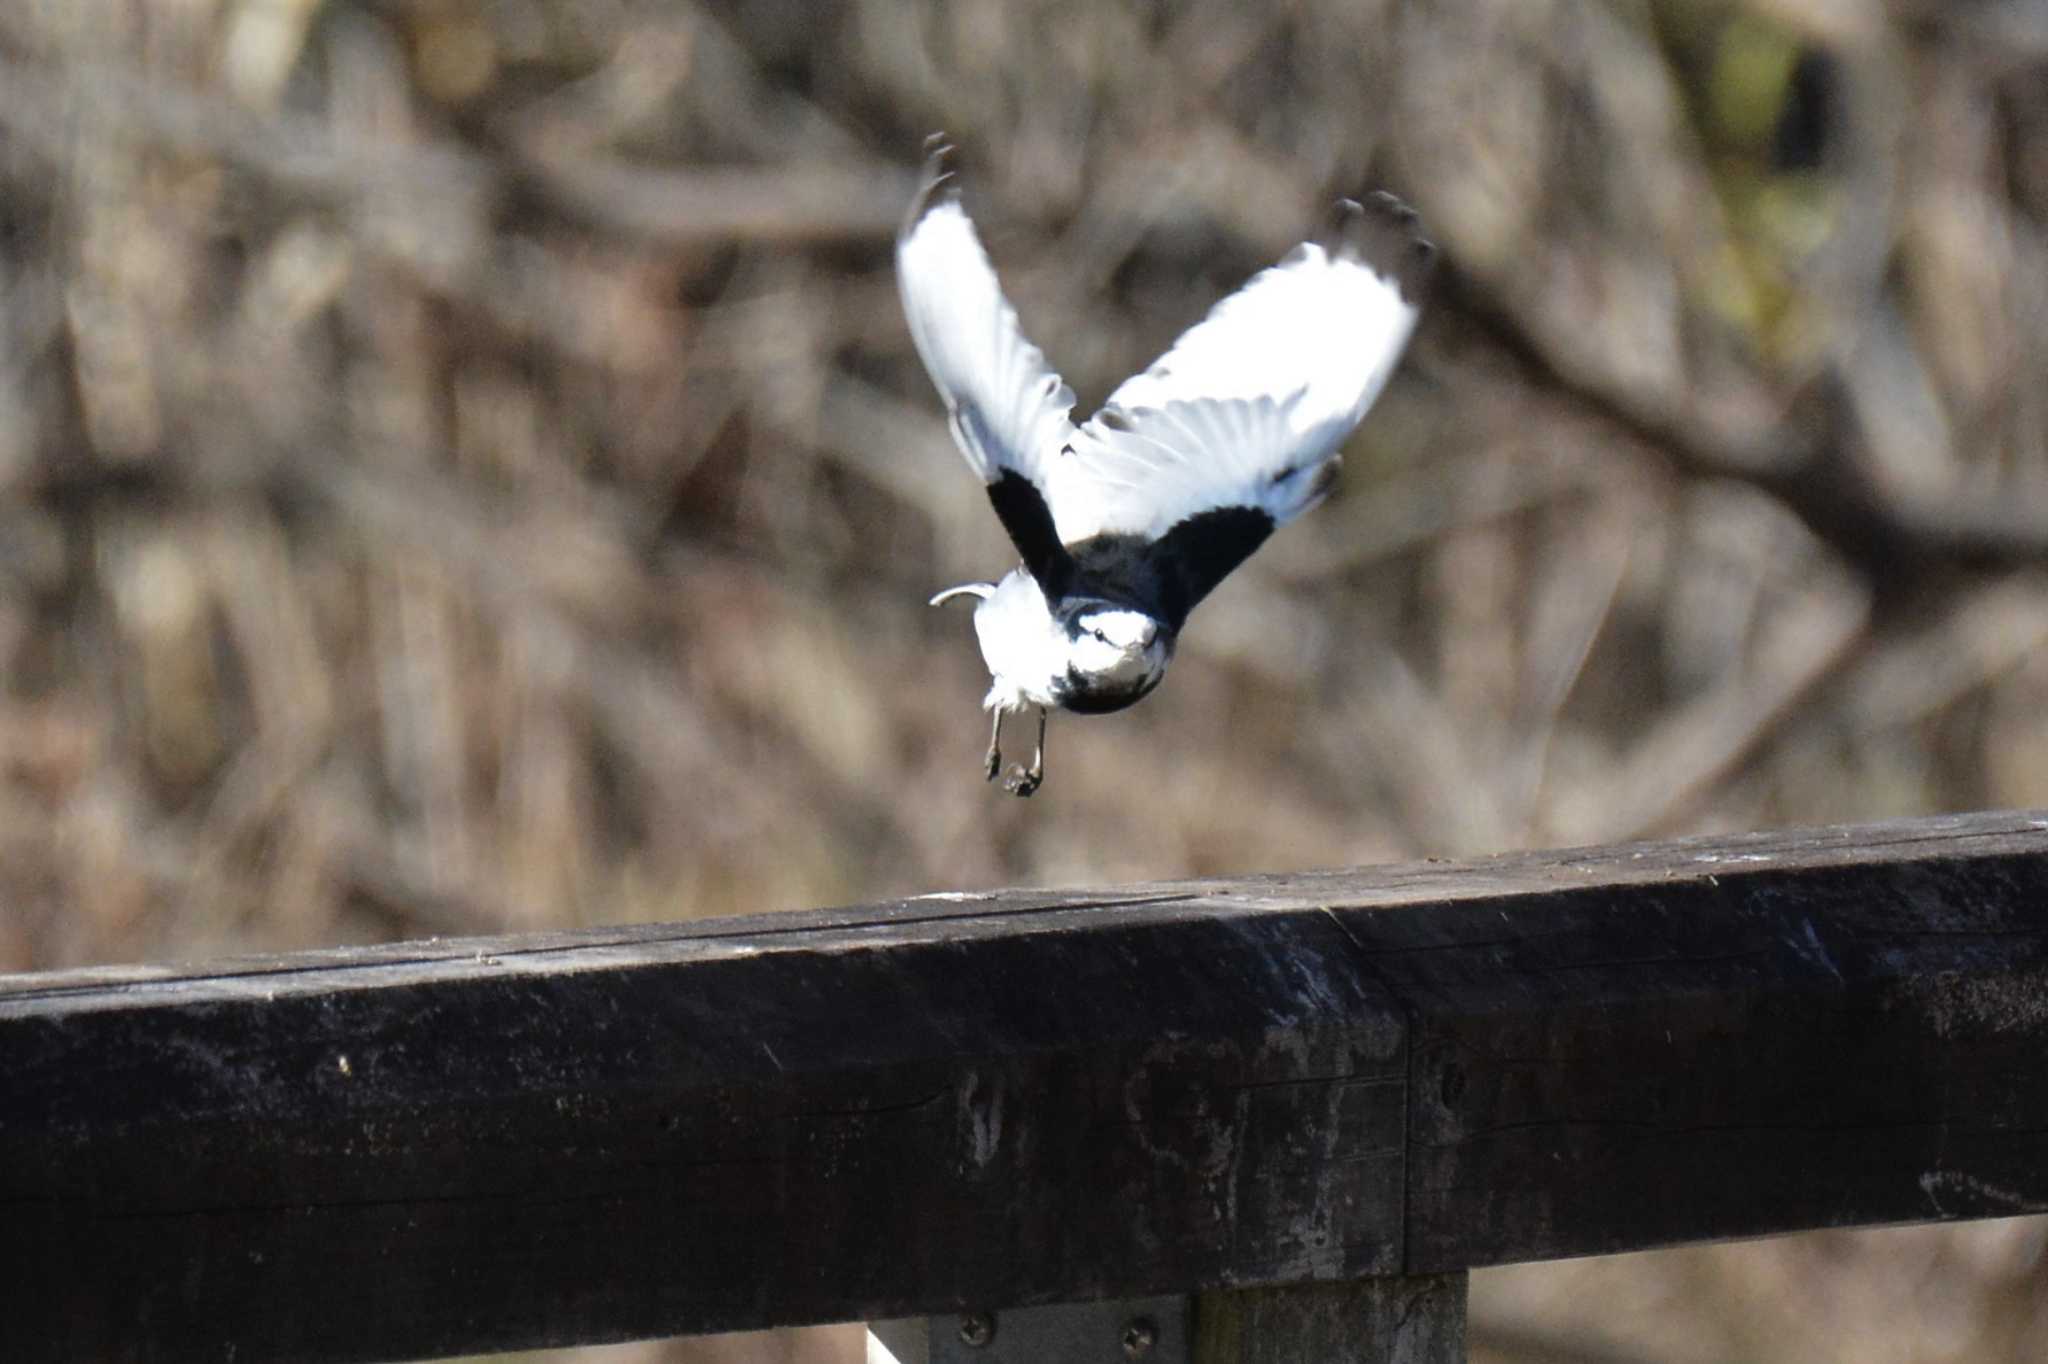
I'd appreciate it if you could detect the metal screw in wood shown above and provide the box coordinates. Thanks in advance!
[957,1312,995,1348]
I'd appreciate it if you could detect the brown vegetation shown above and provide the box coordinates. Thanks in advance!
[4,1,2047,1359]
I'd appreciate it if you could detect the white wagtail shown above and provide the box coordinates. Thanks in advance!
[898,140,1434,796]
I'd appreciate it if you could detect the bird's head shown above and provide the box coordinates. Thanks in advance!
[1063,604,1169,689]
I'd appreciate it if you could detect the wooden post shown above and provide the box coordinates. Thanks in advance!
[1194,1275,1467,1364]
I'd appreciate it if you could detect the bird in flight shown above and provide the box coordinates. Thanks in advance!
[897,139,1434,796]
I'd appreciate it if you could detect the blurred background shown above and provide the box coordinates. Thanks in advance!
[5,0,2048,1359]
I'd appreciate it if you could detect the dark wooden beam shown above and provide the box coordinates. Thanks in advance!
[0,889,1407,1362]
[1348,815,2048,1268]
[3,810,2047,1362]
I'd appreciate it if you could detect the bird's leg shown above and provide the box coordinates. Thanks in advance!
[1003,707,1046,797]
[983,708,1004,782]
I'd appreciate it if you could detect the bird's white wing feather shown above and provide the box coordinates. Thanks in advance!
[896,163,1076,495]
[1053,198,1430,546]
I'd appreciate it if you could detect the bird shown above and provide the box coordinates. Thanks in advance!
[897,138,1434,796]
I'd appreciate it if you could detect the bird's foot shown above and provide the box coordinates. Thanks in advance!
[1002,762,1042,798]
[983,744,1002,781]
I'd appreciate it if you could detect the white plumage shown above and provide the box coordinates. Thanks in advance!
[895,196,1075,495]
[897,139,1434,796]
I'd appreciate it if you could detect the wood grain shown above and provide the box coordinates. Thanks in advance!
[1,896,1405,1362]
[4,810,2047,1361]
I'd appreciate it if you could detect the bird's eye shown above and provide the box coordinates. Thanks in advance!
[1092,629,1110,644]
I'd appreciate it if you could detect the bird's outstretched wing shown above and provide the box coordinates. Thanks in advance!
[896,139,1079,597]
[898,142,1433,619]
[1056,194,1436,617]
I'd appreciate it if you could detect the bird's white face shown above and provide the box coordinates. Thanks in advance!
[1068,607,1167,687]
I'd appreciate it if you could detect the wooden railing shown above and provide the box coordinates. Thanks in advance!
[6,810,2048,1362]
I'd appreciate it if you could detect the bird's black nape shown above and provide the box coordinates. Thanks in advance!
[1064,505,1277,632]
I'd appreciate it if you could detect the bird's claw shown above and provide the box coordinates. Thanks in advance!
[1002,763,1042,798]
[984,747,1003,781]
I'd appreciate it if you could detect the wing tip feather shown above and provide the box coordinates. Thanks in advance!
[1326,191,1438,305]
[902,134,961,243]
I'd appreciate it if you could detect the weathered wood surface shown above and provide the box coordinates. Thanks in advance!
[1193,1274,1467,1363]
[0,891,1407,1362]
[1383,822,2048,1270]
[4,809,2048,1362]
